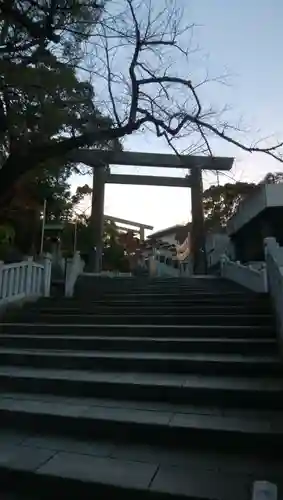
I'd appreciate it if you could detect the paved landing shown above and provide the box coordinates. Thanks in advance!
[0,429,281,499]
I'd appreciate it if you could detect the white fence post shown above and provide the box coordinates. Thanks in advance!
[14,265,20,297]
[0,260,3,298]
[65,257,73,297]
[25,257,33,295]
[65,252,84,297]
[264,237,283,354]
[42,253,52,297]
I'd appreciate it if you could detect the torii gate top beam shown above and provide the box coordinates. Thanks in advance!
[105,214,153,230]
[69,150,233,171]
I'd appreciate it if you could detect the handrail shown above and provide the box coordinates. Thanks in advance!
[220,255,267,292]
[264,237,283,353]
[0,254,51,307]
[148,250,192,277]
[206,233,233,270]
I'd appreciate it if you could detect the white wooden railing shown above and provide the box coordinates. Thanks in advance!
[206,233,235,269]
[149,251,178,277]
[264,237,283,352]
[179,258,193,277]
[0,254,52,307]
[65,251,85,297]
[148,252,193,278]
[156,261,180,277]
[220,255,267,292]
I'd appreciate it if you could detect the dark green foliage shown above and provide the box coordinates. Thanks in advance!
[0,0,119,201]
[260,172,283,184]
[62,217,130,271]
[203,182,257,229]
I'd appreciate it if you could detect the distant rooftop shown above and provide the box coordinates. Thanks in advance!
[148,223,191,242]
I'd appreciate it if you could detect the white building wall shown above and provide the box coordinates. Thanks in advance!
[158,234,178,246]
[227,184,283,236]
[206,233,235,268]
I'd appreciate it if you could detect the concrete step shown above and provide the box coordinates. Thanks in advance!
[73,289,251,296]
[21,303,273,315]
[0,322,274,338]
[73,289,255,298]
[0,277,280,499]
[74,280,253,293]
[0,348,280,376]
[0,366,282,409]
[36,294,270,307]
[0,392,282,452]
[0,426,281,499]
[74,276,245,286]
[12,313,274,327]
[73,291,263,299]
[0,335,276,355]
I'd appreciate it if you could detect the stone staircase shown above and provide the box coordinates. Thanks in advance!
[0,276,282,499]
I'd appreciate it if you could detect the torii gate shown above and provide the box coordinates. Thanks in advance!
[105,215,153,241]
[69,150,233,274]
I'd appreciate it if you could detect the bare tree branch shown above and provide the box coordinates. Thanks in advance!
[137,105,283,162]
[1,0,283,207]
[126,0,141,125]
[137,75,202,117]
[102,24,121,126]
[197,124,213,156]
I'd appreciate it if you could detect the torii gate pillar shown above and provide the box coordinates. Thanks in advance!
[140,226,145,242]
[190,167,207,275]
[88,166,106,272]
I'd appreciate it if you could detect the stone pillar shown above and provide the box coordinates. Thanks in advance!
[51,236,62,266]
[190,167,206,274]
[140,226,145,242]
[64,257,73,297]
[0,260,3,298]
[25,256,33,295]
[260,216,273,260]
[88,165,106,272]
[42,253,52,297]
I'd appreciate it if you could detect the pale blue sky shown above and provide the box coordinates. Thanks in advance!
[73,0,283,234]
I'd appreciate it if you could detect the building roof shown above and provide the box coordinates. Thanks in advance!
[148,224,184,240]
[148,223,191,242]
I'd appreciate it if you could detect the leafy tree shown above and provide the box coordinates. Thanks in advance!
[61,216,132,271]
[118,229,139,252]
[0,1,121,250]
[203,172,283,232]
[0,0,118,205]
[61,212,120,253]
[203,182,257,230]
[0,45,118,202]
[102,220,128,271]
[0,163,93,253]
[118,230,142,270]
[260,172,283,184]
[0,1,104,62]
